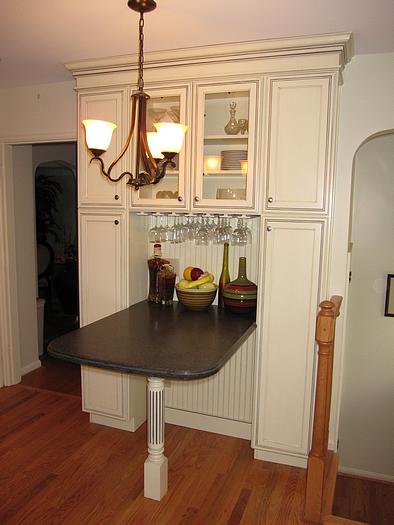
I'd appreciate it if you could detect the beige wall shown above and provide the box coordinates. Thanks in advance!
[338,134,394,479]
[0,81,76,143]
[329,52,394,478]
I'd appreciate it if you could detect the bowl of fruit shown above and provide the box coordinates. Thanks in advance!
[176,266,217,311]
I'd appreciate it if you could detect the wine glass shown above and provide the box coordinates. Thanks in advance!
[149,214,160,243]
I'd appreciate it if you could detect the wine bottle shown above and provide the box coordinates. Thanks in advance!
[218,242,230,308]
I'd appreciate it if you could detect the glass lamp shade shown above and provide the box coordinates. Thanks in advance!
[82,119,117,154]
[147,132,164,159]
[154,122,188,154]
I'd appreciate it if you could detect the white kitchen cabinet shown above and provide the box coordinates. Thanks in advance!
[82,365,146,432]
[67,35,352,457]
[192,81,260,211]
[130,84,191,209]
[79,211,146,430]
[253,220,324,466]
[79,211,127,326]
[78,89,128,207]
[265,76,332,212]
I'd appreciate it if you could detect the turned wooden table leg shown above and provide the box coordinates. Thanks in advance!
[144,376,168,500]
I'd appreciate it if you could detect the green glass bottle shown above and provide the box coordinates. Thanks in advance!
[218,242,230,308]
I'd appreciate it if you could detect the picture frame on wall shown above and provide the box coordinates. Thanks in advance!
[384,274,394,317]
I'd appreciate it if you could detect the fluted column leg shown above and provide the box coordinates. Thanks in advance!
[144,376,168,500]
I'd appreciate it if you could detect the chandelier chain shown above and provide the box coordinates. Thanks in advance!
[138,12,145,92]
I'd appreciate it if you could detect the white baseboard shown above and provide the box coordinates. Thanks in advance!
[21,360,41,376]
[254,448,307,469]
[338,465,394,483]
[165,407,251,440]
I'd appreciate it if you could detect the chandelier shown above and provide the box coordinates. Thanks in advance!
[82,0,188,190]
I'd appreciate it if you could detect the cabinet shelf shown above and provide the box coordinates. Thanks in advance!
[203,170,246,177]
[204,134,248,143]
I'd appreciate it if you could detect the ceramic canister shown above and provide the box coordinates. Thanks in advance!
[223,257,257,314]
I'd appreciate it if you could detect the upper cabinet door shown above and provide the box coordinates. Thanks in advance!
[193,81,259,211]
[78,89,127,207]
[265,76,331,212]
[130,85,190,209]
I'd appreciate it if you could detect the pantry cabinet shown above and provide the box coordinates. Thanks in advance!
[253,220,324,466]
[67,34,352,467]
[265,76,332,212]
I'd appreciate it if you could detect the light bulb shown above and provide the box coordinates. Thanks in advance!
[147,132,164,159]
[82,119,116,154]
[154,122,188,154]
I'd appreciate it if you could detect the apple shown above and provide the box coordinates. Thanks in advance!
[191,267,204,281]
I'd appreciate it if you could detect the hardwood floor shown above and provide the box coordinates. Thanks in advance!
[333,474,394,525]
[7,362,393,524]
[21,357,81,397]
[1,384,307,525]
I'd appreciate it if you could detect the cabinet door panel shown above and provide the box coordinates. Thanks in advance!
[255,221,323,457]
[193,81,259,211]
[82,365,126,418]
[130,85,190,209]
[79,90,127,207]
[79,212,126,326]
[266,77,330,211]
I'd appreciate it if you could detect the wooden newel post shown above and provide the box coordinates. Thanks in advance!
[304,296,342,523]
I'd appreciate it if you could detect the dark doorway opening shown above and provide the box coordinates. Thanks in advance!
[34,143,79,354]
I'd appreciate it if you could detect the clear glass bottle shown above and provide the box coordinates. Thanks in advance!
[147,243,165,303]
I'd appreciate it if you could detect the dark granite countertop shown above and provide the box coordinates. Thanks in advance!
[48,301,256,380]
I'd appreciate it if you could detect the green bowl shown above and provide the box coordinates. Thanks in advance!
[175,284,217,311]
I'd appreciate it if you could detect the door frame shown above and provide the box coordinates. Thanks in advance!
[0,133,76,388]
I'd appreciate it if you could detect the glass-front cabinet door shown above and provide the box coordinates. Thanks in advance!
[130,85,190,209]
[193,81,258,210]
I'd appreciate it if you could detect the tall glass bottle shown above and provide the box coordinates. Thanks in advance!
[147,243,164,303]
[218,242,230,308]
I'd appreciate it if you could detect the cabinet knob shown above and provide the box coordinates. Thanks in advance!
[114,220,119,225]
[194,196,200,202]
[177,195,183,202]
[114,194,119,200]
[267,197,274,203]
[267,226,272,232]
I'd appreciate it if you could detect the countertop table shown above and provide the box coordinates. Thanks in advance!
[48,300,256,500]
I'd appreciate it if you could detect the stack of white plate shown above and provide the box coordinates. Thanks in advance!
[221,150,247,170]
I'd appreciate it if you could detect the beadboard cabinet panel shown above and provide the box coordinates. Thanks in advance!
[265,77,331,212]
[78,90,127,207]
[79,211,127,327]
[254,221,323,461]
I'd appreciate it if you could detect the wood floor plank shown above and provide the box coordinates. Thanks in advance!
[0,383,392,525]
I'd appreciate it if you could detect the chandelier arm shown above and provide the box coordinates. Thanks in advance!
[138,94,157,176]
[89,157,132,183]
[106,94,138,178]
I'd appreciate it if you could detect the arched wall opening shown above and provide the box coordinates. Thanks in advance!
[338,129,394,480]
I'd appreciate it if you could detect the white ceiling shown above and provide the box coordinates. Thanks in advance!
[1,0,393,89]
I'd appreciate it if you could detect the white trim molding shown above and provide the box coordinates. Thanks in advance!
[338,466,394,483]
[67,33,353,77]
[0,144,21,386]
[20,360,41,376]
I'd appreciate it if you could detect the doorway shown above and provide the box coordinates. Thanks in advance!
[338,131,394,481]
[34,148,79,353]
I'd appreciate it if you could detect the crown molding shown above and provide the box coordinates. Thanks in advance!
[66,33,353,78]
